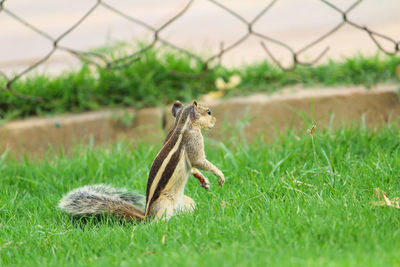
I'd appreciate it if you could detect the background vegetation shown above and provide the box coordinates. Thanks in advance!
[1,48,399,121]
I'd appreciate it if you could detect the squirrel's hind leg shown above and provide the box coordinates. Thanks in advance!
[183,196,196,212]
[150,196,196,221]
[150,199,175,221]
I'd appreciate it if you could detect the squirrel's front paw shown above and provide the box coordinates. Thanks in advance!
[201,178,210,190]
[193,170,210,190]
[218,174,225,187]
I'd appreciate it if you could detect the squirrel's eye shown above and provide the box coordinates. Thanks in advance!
[207,109,211,115]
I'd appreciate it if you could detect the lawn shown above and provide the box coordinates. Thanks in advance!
[1,123,400,266]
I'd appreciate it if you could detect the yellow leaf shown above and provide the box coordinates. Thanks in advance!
[220,201,227,209]
[371,188,400,210]
[215,77,227,90]
[383,193,392,206]
[227,74,241,89]
[215,75,242,91]
[200,91,225,102]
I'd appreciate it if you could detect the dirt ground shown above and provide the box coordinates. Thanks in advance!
[1,0,399,75]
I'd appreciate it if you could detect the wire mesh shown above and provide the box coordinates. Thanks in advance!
[0,0,399,98]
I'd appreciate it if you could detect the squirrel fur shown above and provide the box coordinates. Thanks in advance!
[58,100,225,222]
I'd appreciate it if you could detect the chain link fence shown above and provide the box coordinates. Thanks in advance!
[1,0,399,98]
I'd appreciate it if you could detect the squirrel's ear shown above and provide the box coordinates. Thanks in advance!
[192,100,198,107]
[172,100,183,117]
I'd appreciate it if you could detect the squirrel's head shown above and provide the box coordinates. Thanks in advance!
[172,100,216,129]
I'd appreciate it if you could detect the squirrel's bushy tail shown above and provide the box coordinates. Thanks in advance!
[58,184,146,221]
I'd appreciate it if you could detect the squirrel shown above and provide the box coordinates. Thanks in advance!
[58,100,225,222]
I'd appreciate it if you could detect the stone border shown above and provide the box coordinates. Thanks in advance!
[1,85,399,155]
[0,108,164,155]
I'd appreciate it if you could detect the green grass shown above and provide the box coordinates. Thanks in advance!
[1,123,400,266]
[1,46,399,120]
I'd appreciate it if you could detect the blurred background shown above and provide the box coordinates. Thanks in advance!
[1,0,400,155]
[1,0,399,76]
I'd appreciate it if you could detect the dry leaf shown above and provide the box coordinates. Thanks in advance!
[203,74,242,102]
[215,75,241,91]
[371,188,400,209]
[294,179,315,189]
[226,74,241,89]
[202,74,242,101]
[200,91,225,102]
[161,235,165,245]
[215,77,227,90]
[220,201,227,209]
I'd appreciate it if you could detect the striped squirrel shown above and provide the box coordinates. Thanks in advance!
[58,100,225,221]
